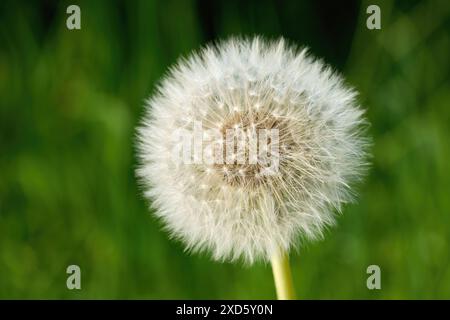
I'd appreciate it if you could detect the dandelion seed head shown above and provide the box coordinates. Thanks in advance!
[136,37,369,264]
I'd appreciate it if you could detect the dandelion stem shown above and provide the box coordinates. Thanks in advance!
[271,250,296,300]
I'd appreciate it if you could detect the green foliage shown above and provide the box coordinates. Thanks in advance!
[0,0,449,298]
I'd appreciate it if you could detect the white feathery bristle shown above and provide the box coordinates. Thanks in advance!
[136,37,369,264]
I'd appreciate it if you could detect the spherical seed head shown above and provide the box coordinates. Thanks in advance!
[137,37,369,264]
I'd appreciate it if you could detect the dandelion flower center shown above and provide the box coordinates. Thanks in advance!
[211,110,295,189]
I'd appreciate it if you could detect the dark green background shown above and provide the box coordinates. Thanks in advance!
[1,0,449,298]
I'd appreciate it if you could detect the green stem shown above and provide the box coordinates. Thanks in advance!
[270,250,296,300]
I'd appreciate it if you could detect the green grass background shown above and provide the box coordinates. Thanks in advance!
[1,0,449,299]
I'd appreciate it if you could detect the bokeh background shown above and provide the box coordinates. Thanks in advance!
[1,0,449,299]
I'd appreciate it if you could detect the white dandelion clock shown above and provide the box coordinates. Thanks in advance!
[136,37,369,299]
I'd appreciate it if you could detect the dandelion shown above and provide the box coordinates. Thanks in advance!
[136,37,369,299]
